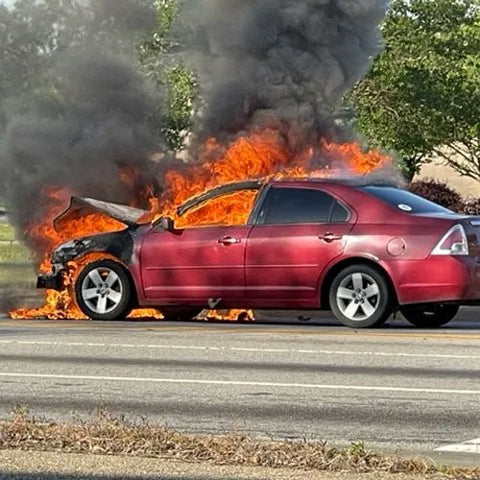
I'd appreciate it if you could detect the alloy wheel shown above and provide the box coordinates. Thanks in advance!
[81,267,123,315]
[336,272,381,322]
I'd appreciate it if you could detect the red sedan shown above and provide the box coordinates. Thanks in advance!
[39,179,480,328]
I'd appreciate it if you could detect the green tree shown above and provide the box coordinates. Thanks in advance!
[351,0,480,181]
[139,0,196,150]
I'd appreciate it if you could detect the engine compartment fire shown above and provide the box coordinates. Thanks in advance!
[10,130,389,320]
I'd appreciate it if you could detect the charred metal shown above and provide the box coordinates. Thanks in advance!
[51,231,135,266]
[38,230,137,292]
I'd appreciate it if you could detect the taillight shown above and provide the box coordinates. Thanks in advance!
[432,224,469,256]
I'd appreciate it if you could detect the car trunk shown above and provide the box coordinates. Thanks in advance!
[421,213,480,260]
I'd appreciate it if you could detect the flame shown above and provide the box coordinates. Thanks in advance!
[203,309,255,322]
[10,130,389,321]
[175,190,258,229]
[24,186,127,272]
[11,252,164,320]
[153,130,388,224]
[156,130,390,214]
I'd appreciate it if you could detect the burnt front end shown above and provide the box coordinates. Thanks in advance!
[37,267,64,290]
[36,231,136,291]
[36,195,150,292]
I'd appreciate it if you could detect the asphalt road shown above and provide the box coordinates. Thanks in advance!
[0,309,479,463]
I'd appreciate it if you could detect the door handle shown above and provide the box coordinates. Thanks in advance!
[319,233,342,243]
[218,236,241,245]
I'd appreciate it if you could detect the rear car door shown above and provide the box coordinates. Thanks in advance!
[141,225,250,302]
[245,186,355,304]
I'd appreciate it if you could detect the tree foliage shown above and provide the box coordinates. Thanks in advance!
[351,0,480,181]
[139,0,196,150]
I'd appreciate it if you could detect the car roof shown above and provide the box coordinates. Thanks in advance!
[269,177,399,189]
[175,177,402,219]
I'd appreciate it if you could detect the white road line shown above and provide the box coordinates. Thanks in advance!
[231,347,480,359]
[1,372,480,395]
[435,438,480,454]
[0,340,478,360]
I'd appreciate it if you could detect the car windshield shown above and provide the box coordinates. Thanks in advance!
[360,186,454,215]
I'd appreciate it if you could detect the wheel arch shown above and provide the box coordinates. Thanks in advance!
[320,257,399,310]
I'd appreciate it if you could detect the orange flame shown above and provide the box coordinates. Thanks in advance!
[153,131,388,224]
[10,130,389,320]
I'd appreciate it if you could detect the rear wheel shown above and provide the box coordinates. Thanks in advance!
[75,260,133,320]
[400,304,459,328]
[161,308,202,321]
[329,265,394,328]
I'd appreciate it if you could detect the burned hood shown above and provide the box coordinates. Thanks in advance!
[54,196,149,232]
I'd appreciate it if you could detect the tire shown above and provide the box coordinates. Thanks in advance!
[400,304,459,328]
[161,308,202,321]
[75,260,133,320]
[329,264,394,328]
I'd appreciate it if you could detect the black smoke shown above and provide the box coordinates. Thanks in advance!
[0,0,162,245]
[175,0,389,149]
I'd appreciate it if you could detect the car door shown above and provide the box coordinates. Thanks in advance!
[245,186,355,304]
[141,224,251,302]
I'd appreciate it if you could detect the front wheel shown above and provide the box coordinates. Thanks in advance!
[400,304,459,328]
[75,260,133,320]
[329,265,394,328]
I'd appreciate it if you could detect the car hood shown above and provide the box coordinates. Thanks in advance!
[54,196,150,232]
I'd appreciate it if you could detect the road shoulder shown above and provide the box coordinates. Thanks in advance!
[0,450,433,480]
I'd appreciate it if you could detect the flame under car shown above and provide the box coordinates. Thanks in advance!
[38,179,480,328]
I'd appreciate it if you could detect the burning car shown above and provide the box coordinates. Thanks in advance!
[35,178,480,328]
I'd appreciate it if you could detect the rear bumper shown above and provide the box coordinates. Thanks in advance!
[390,256,480,305]
[37,273,63,290]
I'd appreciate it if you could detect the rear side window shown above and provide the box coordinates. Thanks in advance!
[361,186,453,215]
[331,201,349,222]
[258,187,349,225]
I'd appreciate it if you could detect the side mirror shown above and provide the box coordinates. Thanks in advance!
[157,216,175,232]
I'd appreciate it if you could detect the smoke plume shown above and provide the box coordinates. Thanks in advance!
[0,0,161,244]
[175,0,389,148]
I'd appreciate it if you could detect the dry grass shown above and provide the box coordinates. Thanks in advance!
[0,408,479,479]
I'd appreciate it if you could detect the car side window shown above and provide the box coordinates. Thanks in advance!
[257,187,349,225]
[330,200,349,223]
